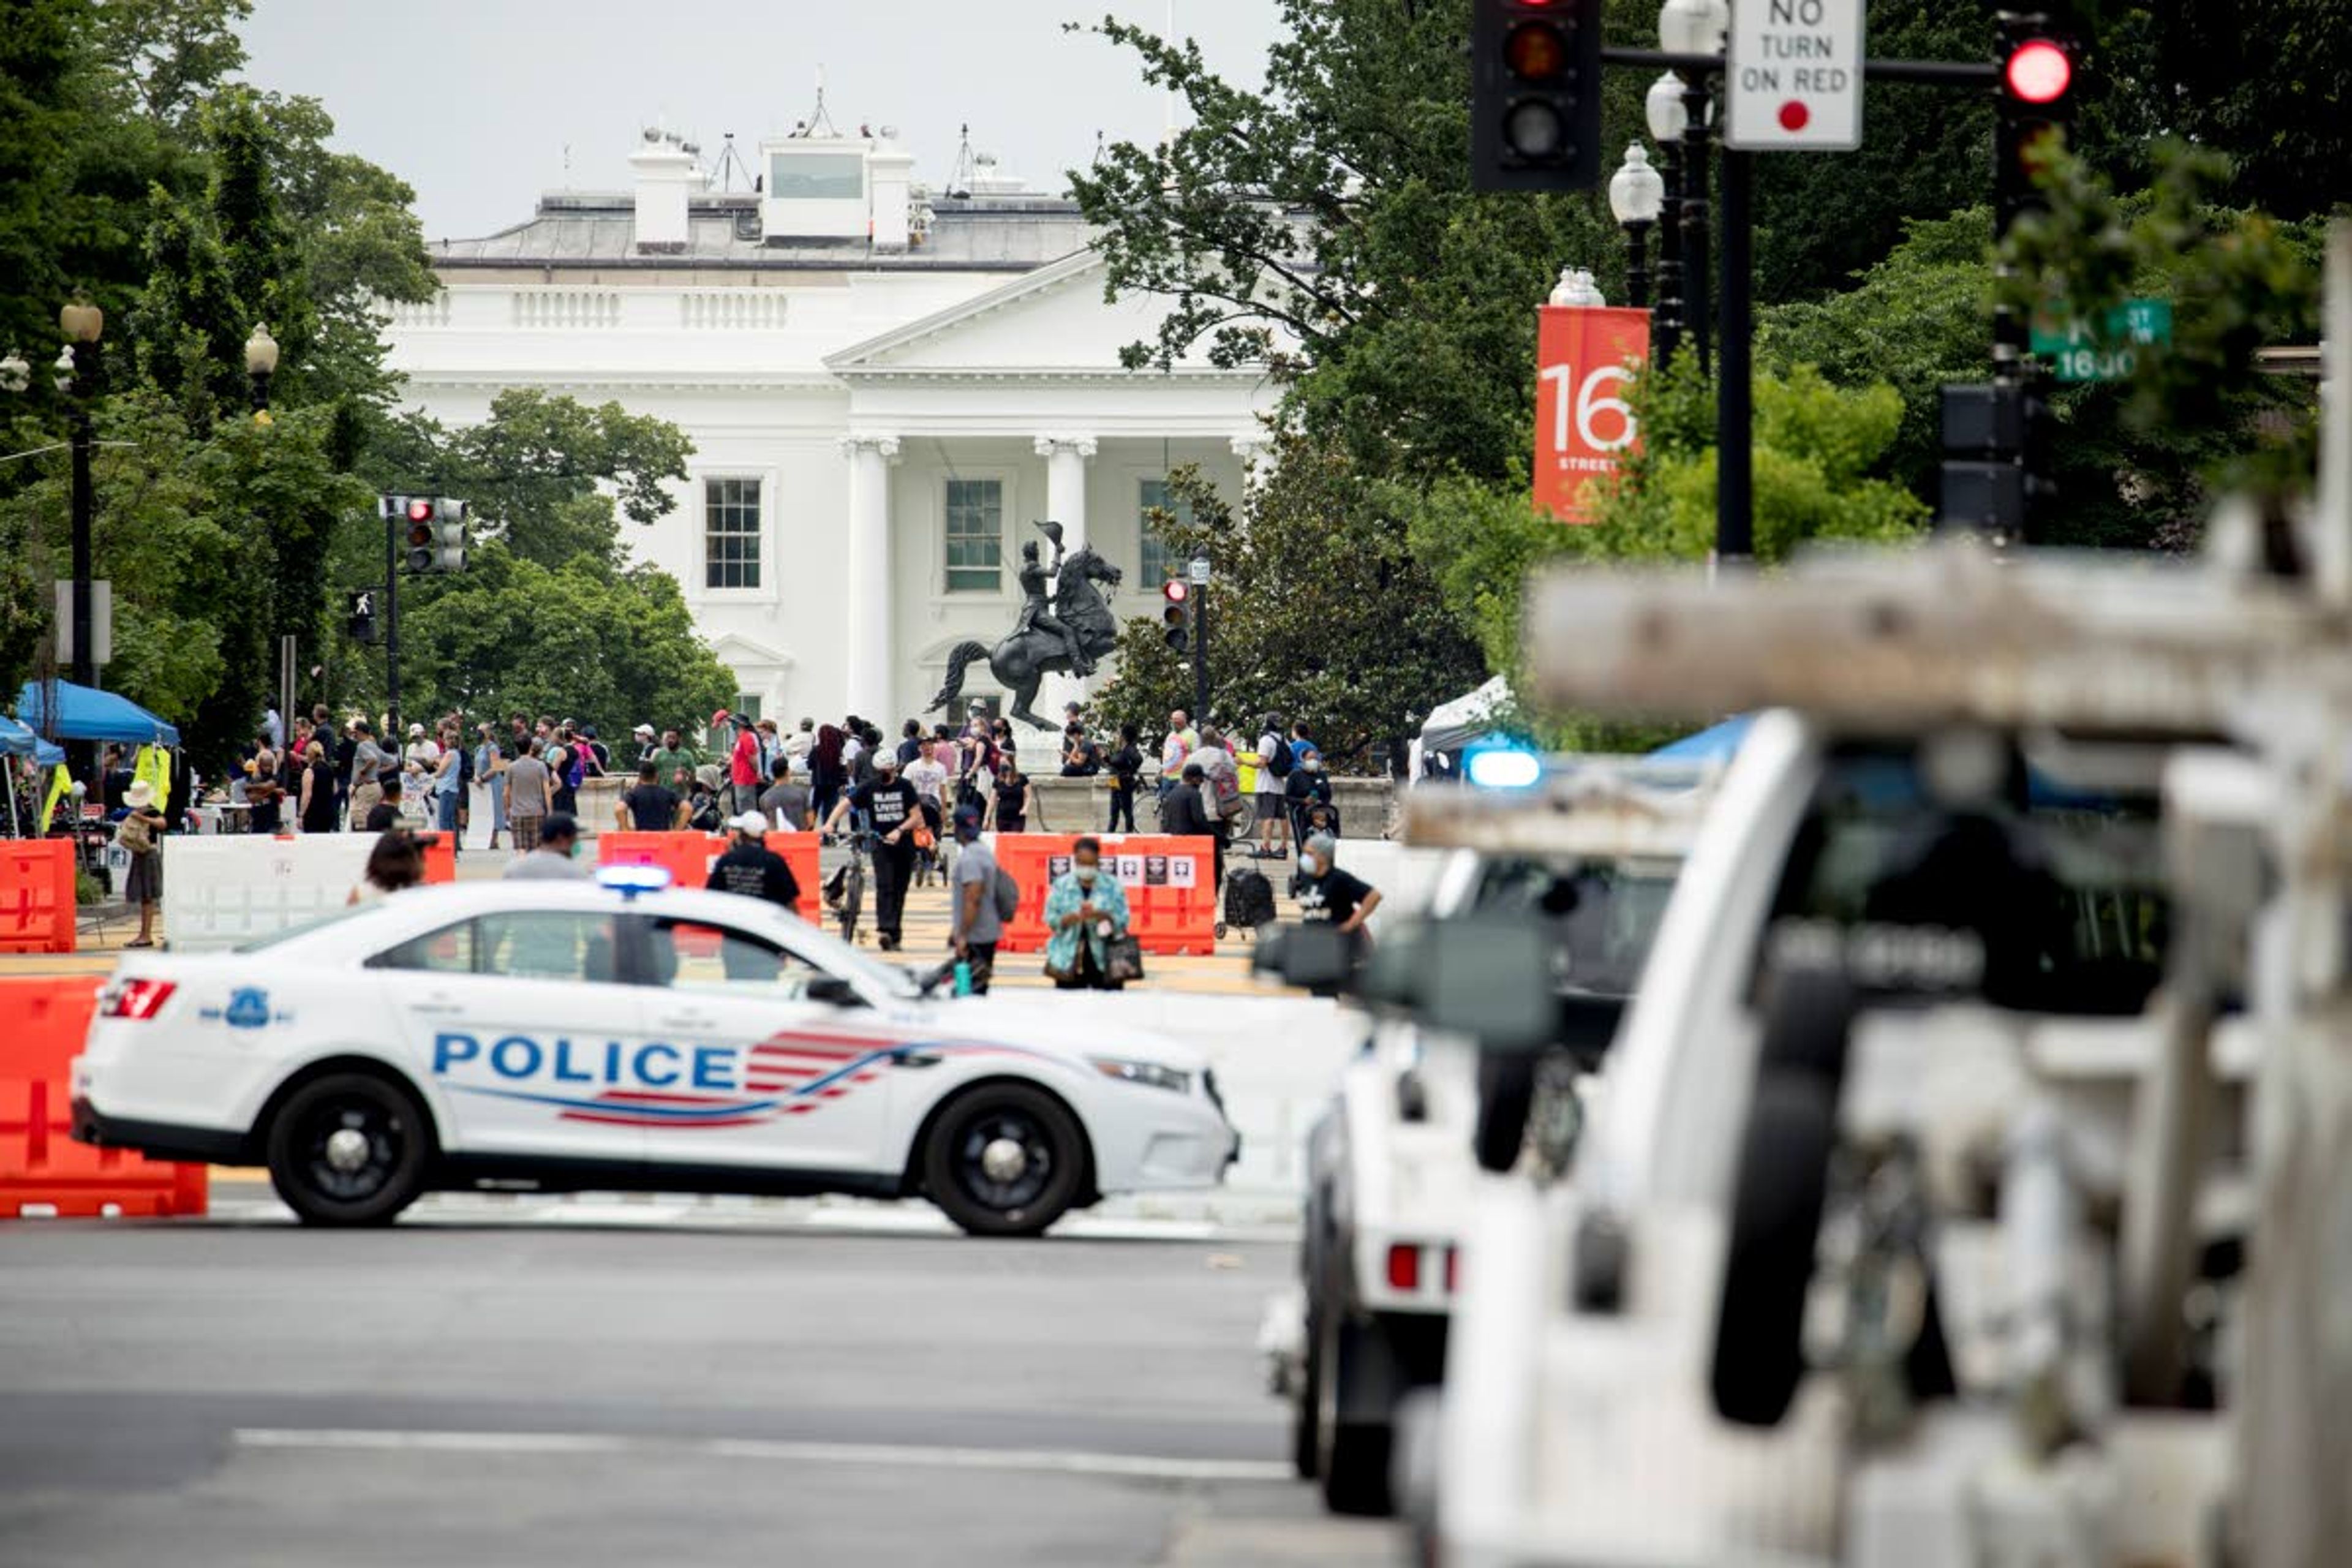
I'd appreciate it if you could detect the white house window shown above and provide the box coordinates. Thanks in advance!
[768,154,864,200]
[944,478,1003,593]
[1138,477,1196,588]
[704,478,761,590]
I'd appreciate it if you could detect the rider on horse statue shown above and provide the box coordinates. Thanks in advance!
[1015,520,1095,677]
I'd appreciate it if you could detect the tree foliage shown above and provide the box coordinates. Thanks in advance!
[1091,439,1487,769]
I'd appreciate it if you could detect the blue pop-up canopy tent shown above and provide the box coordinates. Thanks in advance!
[1649,714,1754,764]
[15,680,179,748]
[0,713,66,766]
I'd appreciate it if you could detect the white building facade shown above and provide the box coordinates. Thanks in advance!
[383,131,1274,727]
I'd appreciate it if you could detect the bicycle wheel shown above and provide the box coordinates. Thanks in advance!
[841,861,865,945]
[1226,795,1256,836]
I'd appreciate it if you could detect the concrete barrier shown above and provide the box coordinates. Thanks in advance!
[162,836,376,952]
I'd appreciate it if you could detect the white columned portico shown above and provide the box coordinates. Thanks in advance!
[1035,434,1097,707]
[841,433,900,720]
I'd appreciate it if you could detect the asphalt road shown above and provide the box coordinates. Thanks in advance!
[0,1219,1404,1567]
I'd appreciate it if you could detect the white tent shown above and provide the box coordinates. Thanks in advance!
[1411,676,1514,782]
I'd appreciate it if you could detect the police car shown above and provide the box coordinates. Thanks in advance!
[71,869,1238,1235]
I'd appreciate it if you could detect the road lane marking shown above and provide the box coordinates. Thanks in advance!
[233,1428,1294,1483]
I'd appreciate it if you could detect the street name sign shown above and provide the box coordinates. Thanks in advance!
[1725,0,1865,151]
[2029,297,2173,382]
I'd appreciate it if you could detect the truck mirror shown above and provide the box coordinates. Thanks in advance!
[1262,922,1359,993]
[1379,916,1556,1052]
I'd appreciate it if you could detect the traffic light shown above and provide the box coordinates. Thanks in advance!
[1994,17,2077,237]
[1938,380,2054,543]
[1161,578,1191,655]
[347,589,376,646]
[1471,0,1604,193]
[386,495,468,574]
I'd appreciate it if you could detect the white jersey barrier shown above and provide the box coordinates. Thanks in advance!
[163,835,376,953]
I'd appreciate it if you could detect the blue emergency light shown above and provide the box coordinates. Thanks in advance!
[595,864,674,899]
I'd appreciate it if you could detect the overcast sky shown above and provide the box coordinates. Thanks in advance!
[239,0,1281,243]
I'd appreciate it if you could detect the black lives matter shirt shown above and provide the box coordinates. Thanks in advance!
[850,778,921,839]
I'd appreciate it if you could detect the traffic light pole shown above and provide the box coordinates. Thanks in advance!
[382,505,401,739]
[1716,147,1755,562]
[1192,582,1210,728]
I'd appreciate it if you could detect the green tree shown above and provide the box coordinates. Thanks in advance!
[1091,441,1487,769]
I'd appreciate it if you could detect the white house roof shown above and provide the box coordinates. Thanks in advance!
[429,191,1094,274]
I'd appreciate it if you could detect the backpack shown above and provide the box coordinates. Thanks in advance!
[564,746,588,790]
[1264,735,1294,778]
[992,864,1021,923]
[688,793,723,831]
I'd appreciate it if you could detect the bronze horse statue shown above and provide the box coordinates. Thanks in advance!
[928,541,1123,729]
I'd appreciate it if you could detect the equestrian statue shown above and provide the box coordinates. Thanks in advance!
[928,520,1123,729]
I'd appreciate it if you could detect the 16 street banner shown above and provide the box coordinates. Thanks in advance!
[1534,305,1649,522]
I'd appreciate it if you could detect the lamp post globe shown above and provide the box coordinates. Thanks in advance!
[1609,143,1666,227]
[0,350,29,396]
[244,323,280,377]
[1658,0,1728,55]
[1645,71,1688,141]
[59,300,103,345]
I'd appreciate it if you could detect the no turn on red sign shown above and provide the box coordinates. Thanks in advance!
[1725,0,1864,151]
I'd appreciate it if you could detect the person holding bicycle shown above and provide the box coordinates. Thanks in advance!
[824,752,922,952]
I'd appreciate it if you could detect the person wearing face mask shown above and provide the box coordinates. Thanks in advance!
[1043,836,1132,990]
[1294,831,1380,965]
[948,804,1001,992]
[1284,745,1335,854]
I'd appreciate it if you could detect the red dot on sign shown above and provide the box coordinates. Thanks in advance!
[1778,100,1811,131]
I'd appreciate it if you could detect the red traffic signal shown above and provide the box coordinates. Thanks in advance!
[1163,579,1189,605]
[405,497,434,523]
[2003,38,2072,104]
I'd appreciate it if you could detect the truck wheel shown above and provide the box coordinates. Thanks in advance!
[265,1071,432,1227]
[1292,1295,1325,1480]
[923,1082,1086,1237]
[1472,1051,1536,1174]
[1709,1074,1836,1427]
[1317,1312,1395,1517]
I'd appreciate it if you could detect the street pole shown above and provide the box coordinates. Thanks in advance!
[68,392,93,693]
[1654,138,1686,361]
[1715,146,1755,562]
[382,503,402,739]
[1625,221,1654,309]
[1192,580,1210,729]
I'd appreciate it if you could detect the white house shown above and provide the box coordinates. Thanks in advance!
[383,128,1276,728]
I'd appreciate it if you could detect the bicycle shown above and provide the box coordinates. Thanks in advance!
[824,826,876,946]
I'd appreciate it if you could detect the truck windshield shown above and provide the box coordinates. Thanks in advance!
[1763,742,2168,1016]
[1474,856,1680,999]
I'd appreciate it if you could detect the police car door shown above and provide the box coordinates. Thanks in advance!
[369,906,652,1164]
[629,913,896,1177]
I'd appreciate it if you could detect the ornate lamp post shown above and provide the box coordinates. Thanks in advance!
[1646,73,1689,361]
[1608,143,1667,311]
[1659,0,1727,375]
[244,323,279,421]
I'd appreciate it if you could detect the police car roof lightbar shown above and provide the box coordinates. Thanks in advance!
[596,864,674,898]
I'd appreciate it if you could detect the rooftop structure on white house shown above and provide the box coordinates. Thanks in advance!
[385,124,1276,730]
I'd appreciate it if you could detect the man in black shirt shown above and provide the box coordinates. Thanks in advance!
[1295,831,1381,942]
[615,762,687,832]
[707,811,801,910]
[1160,761,1225,889]
[1060,722,1102,777]
[823,752,922,951]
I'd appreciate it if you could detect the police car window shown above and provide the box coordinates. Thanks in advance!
[369,918,477,974]
[473,911,626,984]
[645,918,825,998]
[1760,743,2167,1016]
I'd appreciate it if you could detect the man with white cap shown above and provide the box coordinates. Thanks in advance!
[631,723,658,768]
[707,811,801,911]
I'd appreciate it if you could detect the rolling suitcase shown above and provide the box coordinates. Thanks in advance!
[1219,865,1278,939]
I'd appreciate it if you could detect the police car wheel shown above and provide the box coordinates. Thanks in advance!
[924,1083,1085,1237]
[265,1071,432,1227]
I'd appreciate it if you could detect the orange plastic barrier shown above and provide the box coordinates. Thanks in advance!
[988,832,1219,956]
[598,830,723,889]
[761,832,824,925]
[1,977,208,1218]
[0,839,76,956]
[417,832,457,884]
